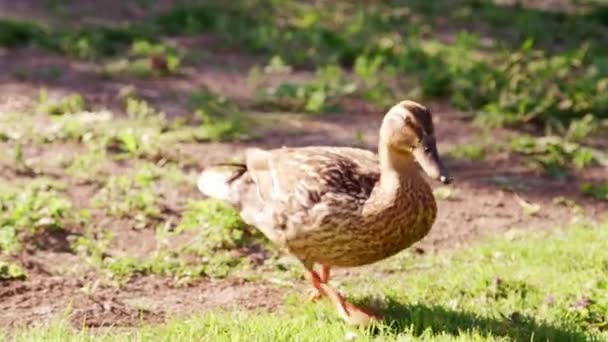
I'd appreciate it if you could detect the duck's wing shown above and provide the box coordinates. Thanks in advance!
[198,146,379,246]
[245,146,379,205]
[243,146,381,264]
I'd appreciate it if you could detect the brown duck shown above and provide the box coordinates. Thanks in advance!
[197,100,451,325]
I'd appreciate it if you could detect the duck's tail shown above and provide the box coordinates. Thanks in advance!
[197,162,248,203]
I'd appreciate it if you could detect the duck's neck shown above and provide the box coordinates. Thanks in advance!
[378,140,420,192]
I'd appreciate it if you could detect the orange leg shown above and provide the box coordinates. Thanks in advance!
[306,268,382,326]
[319,264,330,283]
[308,264,330,302]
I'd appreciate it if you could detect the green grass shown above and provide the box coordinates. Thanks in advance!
[35,89,87,116]
[0,180,79,253]
[508,134,604,179]
[3,1,608,128]
[581,182,608,201]
[449,143,487,161]
[69,197,266,281]
[3,222,607,341]
[0,86,260,281]
[0,260,26,280]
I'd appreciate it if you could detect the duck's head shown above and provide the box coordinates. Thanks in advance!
[380,100,452,184]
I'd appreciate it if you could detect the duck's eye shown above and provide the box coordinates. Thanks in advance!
[424,145,430,153]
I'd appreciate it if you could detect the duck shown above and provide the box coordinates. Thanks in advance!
[197,100,451,325]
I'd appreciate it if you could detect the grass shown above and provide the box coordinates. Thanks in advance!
[3,1,608,128]
[68,197,267,281]
[2,4,608,176]
[5,221,608,341]
[508,134,604,179]
[0,87,259,281]
[581,182,608,201]
[0,260,26,280]
[448,143,487,161]
[0,180,78,253]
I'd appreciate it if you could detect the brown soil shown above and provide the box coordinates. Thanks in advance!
[0,275,286,328]
[1,0,607,330]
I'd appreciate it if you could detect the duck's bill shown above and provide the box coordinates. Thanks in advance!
[413,143,452,184]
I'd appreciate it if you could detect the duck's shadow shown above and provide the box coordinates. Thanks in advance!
[351,297,588,341]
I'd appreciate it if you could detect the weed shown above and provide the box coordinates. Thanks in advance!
[102,40,182,78]
[353,54,395,107]
[65,149,107,181]
[0,182,74,253]
[188,90,251,141]
[480,42,608,128]
[514,195,542,217]
[433,186,458,201]
[105,128,162,158]
[71,229,114,270]
[449,143,486,161]
[35,89,87,116]
[580,182,608,201]
[257,65,356,113]
[0,260,26,280]
[99,97,171,160]
[509,135,601,179]
[563,114,602,142]
[176,199,250,250]
[0,19,43,47]
[91,172,161,228]
[263,55,292,74]
[69,198,258,280]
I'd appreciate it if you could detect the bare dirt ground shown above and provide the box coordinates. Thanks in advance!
[1,0,607,329]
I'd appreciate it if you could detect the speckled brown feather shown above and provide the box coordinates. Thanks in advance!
[227,146,437,269]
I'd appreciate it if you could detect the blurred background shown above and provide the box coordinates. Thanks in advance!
[0,0,607,335]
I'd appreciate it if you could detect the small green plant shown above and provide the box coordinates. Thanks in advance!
[433,186,458,201]
[188,90,251,141]
[353,54,395,106]
[0,261,26,280]
[449,143,486,161]
[263,55,292,74]
[125,97,166,121]
[0,19,43,47]
[91,172,161,228]
[65,149,107,181]
[176,199,250,250]
[70,229,114,270]
[563,114,601,142]
[35,89,86,116]
[514,195,541,216]
[509,135,600,179]
[580,182,608,201]
[105,128,163,161]
[69,198,256,280]
[102,40,182,78]
[0,183,74,252]
[257,64,357,113]
[11,140,35,176]
[105,128,159,157]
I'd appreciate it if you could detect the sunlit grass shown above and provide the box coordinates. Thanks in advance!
[5,221,608,341]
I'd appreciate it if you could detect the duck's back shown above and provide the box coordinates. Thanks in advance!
[250,146,380,204]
